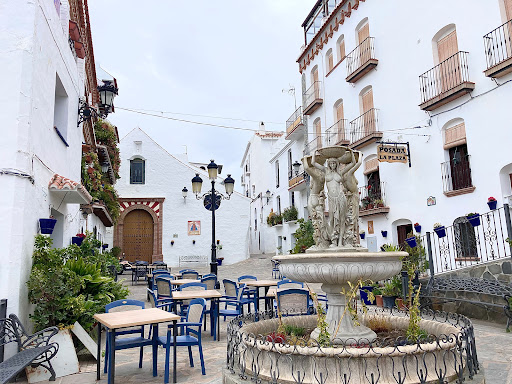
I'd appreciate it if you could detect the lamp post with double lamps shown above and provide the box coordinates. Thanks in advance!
[188,160,235,275]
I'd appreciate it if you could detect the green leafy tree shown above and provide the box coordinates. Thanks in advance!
[291,219,314,254]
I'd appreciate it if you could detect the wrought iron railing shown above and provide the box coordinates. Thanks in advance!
[286,106,303,135]
[358,181,386,210]
[441,155,473,193]
[349,108,379,143]
[484,20,512,69]
[325,119,349,146]
[346,37,376,77]
[303,136,322,156]
[426,206,512,275]
[303,81,322,110]
[419,51,471,104]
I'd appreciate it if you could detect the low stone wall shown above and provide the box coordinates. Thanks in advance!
[424,260,512,324]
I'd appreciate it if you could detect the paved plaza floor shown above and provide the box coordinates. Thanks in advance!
[19,254,512,383]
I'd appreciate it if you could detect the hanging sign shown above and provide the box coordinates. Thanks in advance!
[377,142,411,167]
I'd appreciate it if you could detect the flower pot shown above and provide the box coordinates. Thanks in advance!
[405,236,417,248]
[396,298,408,310]
[359,286,374,305]
[102,244,108,249]
[71,236,84,246]
[217,258,223,266]
[39,218,57,234]
[382,295,397,309]
[381,230,387,237]
[375,295,383,308]
[467,214,481,227]
[487,200,497,210]
[414,225,421,233]
[359,233,365,240]
[434,226,446,238]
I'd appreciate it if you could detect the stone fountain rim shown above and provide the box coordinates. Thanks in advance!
[273,251,408,262]
[239,314,460,358]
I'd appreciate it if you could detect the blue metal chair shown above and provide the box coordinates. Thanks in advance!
[276,288,311,316]
[131,262,148,285]
[223,279,257,315]
[237,275,258,312]
[180,270,200,279]
[158,298,207,382]
[103,300,153,374]
[277,279,304,289]
[200,275,217,331]
[219,284,247,321]
[178,282,207,317]
[152,270,171,287]
[271,260,282,279]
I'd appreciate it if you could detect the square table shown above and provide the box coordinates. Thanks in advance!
[243,280,279,311]
[94,308,180,384]
[171,290,223,340]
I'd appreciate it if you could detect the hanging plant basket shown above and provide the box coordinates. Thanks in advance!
[381,230,387,237]
[405,236,417,248]
[414,224,421,233]
[359,233,365,240]
[467,214,481,227]
[39,218,57,234]
[71,236,84,246]
[487,200,497,210]
[434,226,446,238]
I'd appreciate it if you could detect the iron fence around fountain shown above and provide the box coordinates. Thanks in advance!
[225,308,479,384]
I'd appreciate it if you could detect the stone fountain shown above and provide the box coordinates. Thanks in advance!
[274,146,406,344]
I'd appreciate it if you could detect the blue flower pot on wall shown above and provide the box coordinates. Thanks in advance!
[487,200,497,210]
[72,236,84,246]
[414,225,421,233]
[467,214,481,227]
[405,236,417,248]
[360,233,365,240]
[381,230,387,237]
[102,244,108,250]
[434,226,446,238]
[217,258,223,266]
[39,218,57,234]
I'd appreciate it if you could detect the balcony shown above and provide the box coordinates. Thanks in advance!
[303,81,323,115]
[484,20,512,78]
[325,119,349,147]
[348,108,382,150]
[346,37,378,83]
[358,181,389,217]
[288,167,308,192]
[441,155,475,197]
[286,106,305,140]
[304,136,322,156]
[419,51,475,111]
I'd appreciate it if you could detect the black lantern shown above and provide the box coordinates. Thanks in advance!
[207,160,218,180]
[224,174,235,196]
[293,161,301,176]
[192,174,203,195]
[97,80,118,117]
[182,187,188,199]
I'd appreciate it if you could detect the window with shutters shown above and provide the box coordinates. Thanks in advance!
[130,158,145,184]
[337,35,346,62]
[275,161,280,188]
[326,49,334,73]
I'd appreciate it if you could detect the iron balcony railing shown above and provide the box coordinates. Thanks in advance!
[419,51,470,104]
[484,20,512,69]
[303,81,322,110]
[303,136,322,156]
[346,37,376,77]
[349,108,379,143]
[325,119,349,146]
[286,106,303,134]
[441,155,473,193]
[358,181,386,211]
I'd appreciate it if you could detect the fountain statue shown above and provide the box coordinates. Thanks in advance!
[275,146,406,343]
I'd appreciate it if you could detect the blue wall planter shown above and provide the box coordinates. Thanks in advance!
[467,214,481,227]
[414,225,421,233]
[217,258,223,266]
[381,230,387,237]
[487,200,497,210]
[39,218,57,234]
[405,237,417,248]
[72,236,84,246]
[359,233,365,240]
[102,244,108,249]
[434,226,446,238]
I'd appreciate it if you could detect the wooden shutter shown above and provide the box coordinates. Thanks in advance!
[358,23,371,64]
[444,123,467,149]
[312,68,320,99]
[362,89,375,135]
[339,39,346,60]
[336,102,345,142]
[327,52,334,72]
[437,30,461,93]
[505,0,512,21]
[358,23,370,44]
[438,30,458,62]
[315,119,322,149]
[362,89,374,113]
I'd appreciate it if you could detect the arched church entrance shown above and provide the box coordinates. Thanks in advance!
[123,209,154,263]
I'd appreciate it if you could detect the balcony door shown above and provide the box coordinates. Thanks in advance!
[437,30,461,93]
[397,224,413,249]
[449,144,472,190]
[315,118,322,150]
[362,88,375,135]
[366,170,381,201]
[506,0,512,21]
[312,68,320,99]
[335,102,345,143]
[358,23,371,65]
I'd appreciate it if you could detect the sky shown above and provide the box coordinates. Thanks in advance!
[88,1,314,192]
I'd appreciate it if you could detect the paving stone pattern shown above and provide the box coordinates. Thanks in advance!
[18,254,512,383]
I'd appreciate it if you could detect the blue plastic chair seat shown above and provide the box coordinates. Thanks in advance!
[218,309,239,316]
[114,336,154,350]
[157,334,198,346]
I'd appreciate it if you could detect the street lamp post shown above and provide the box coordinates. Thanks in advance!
[189,160,235,275]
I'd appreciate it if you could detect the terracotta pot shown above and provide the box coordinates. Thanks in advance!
[87,167,94,175]
[375,294,383,307]
[396,298,408,310]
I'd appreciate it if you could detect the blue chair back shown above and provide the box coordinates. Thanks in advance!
[277,279,304,289]
[155,277,173,298]
[201,275,217,290]
[152,270,171,287]
[238,275,257,282]
[181,271,199,280]
[276,288,310,316]
[222,279,239,298]
[185,298,207,336]
[106,299,145,312]
[179,282,207,291]
[179,269,195,273]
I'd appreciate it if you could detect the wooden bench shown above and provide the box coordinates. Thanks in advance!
[0,314,59,383]
[421,276,512,331]
[179,255,208,267]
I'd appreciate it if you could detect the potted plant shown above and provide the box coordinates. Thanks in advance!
[374,199,384,208]
[274,214,283,225]
[39,217,57,234]
[381,276,401,308]
[267,210,277,226]
[487,196,497,210]
[283,206,298,222]
[381,230,387,237]
[71,233,86,246]
[405,235,417,248]
[359,229,366,240]
[433,223,446,238]
[466,212,481,227]
[217,257,224,266]
[373,286,383,307]
[414,222,421,233]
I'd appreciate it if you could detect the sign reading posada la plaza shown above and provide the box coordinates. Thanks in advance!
[377,143,409,164]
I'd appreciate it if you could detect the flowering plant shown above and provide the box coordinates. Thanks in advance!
[76,233,86,238]
[359,229,366,234]
[414,223,420,227]
[433,223,443,228]
[488,196,496,202]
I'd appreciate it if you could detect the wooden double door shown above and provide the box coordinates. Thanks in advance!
[123,209,154,263]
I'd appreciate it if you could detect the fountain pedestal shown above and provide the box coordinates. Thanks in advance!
[274,249,406,344]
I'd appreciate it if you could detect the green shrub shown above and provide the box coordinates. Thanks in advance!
[291,219,314,254]
[282,206,298,222]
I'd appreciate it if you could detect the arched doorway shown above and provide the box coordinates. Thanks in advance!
[123,209,154,263]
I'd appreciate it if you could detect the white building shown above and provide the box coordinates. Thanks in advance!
[289,0,512,252]
[0,0,115,320]
[113,128,251,266]
[241,128,284,254]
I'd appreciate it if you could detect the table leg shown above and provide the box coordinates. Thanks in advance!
[108,328,116,384]
[173,320,177,383]
[152,324,158,377]
[96,323,101,381]
[264,287,270,311]
[216,298,220,342]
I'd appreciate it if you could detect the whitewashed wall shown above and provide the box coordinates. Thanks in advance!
[300,0,512,250]
[117,128,251,266]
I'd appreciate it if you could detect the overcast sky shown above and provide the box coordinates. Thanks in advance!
[88,1,314,192]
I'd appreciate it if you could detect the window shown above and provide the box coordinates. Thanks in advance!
[311,66,320,98]
[505,0,512,21]
[397,224,413,248]
[290,191,295,207]
[277,196,281,215]
[275,161,280,188]
[254,208,257,231]
[337,35,346,62]
[53,74,69,145]
[442,120,473,193]
[360,87,376,134]
[288,150,293,179]
[448,144,472,190]
[130,158,145,184]
[326,49,334,73]
[435,27,460,93]
[314,118,322,149]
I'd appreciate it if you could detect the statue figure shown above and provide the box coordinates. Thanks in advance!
[303,156,329,248]
[340,150,363,246]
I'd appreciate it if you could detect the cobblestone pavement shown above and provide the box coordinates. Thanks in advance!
[20,254,512,383]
